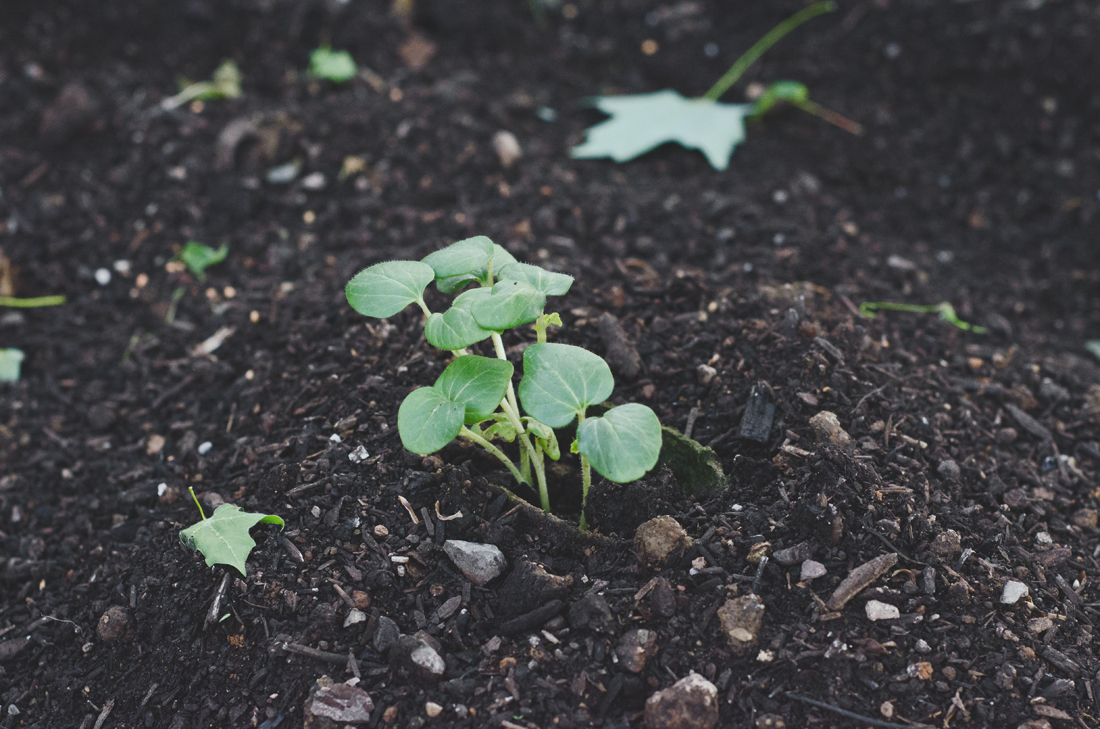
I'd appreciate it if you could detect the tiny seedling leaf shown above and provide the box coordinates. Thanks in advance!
[179,242,228,281]
[498,262,574,296]
[397,387,466,454]
[180,504,284,575]
[434,355,514,425]
[162,60,242,110]
[308,46,358,83]
[436,243,519,293]
[571,90,751,171]
[482,415,518,443]
[750,80,809,117]
[0,348,24,383]
[471,280,546,331]
[523,417,560,460]
[577,403,662,483]
[518,343,614,427]
[422,236,495,279]
[346,260,435,318]
[424,288,496,350]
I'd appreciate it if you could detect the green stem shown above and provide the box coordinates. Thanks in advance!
[189,487,207,521]
[460,427,526,486]
[417,299,432,318]
[577,412,592,532]
[0,295,66,308]
[702,1,835,101]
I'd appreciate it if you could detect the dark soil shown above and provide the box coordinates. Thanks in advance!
[2,1,1099,727]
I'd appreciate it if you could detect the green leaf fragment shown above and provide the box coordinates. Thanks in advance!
[180,504,284,575]
[398,387,466,454]
[179,242,228,281]
[162,60,242,110]
[577,404,662,483]
[424,287,496,350]
[498,262,574,296]
[0,348,24,383]
[518,343,614,428]
[471,280,546,331]
[434,355,514,425]
[523,417,560,460]
[346,260,434,318]
[308,46,358,83]
[482,415,518,443]
[571,90,751,171]
[422,236,495,279]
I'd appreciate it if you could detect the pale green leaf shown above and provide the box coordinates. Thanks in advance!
[180,504,284,575]
[571,90,751,171]
[308,46,357,83]
[424,288,495,350]
[518,343,614,427]
[434,355,514,425]
[577,404,661,482]
[435,243,517,293]
[482,415,517,443]
[422,236,495,279]
[0,349,24,383]
[471,280,546,331]
[179,242,228,281]
[397,387,465,454]
[346,260,434,318]
[523,417,560,460]
[498,262,574,296]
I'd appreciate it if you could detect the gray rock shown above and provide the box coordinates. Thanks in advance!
[497,560,573,617]
[343,609,367,628]
[634,516,692,569]
[865,600,900,621]
[644,673,719,729]
[443,540,506,585]
[936,459,960,482]
[717,595,765,655]
[1039,377,1070,403]
[772,542,813,566]
[305,680,374,726]
[800,560,826,582]
[808,411,851,448]
[739,382,775,443]
[1004,403,1052,441]
[928,529,962,563]
[392,632,446,680]
[650,577,677,618]
[616,628,658,673]
[596,312,642,380]
[373,616,400,654]
[1001,580,1029,605]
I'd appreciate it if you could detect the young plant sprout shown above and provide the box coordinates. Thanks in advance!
[307,46,358,83]
[178,242,228,281]
[180,487,284,575]
[571,1,860,170]
[858,301,987,333]
[161,59,242,110]
[346,236,663,530]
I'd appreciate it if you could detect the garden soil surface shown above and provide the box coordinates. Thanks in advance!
[2,1,1099,727]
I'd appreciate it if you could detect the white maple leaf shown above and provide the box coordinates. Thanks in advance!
[570,90,751,170]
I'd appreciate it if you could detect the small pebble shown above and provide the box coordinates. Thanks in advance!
[197,441,213,455]
[348,445,369,463]
[113,259,131,275]
[343,609,367,628]
[329,433,342,443]
[800,560,826,581]
[94,268,112,285]
[865,600,900,621]
[492,130,522,168]
[301,172,326,190]
[425,702,443,718]
[1001,580,1029,604]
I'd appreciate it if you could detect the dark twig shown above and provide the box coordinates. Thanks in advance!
[151,375,195,409]
[785,693,933,729]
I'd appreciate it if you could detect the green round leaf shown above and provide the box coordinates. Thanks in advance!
[422,236,495,279]
[518,343,614,428]
[434,355,514,424]
[398,387,465,454]
[308,47,357,83]
[471,280,546,331]
[498,262,574,296]
[346,260,434,318]
[577,404,662,483]
[424,288,495,350]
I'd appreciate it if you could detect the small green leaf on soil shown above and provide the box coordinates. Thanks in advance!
[308,46,357,83]
[433,355,514,425]
[179,242,228,281]
[498,262,574,296]
[518,343,614,427]
[0,348,25,383]
[424,288,495,349]
[577,403,661,483]
[180,504,284,575]
[470,280,546,331]
[397,386,466,454]
[346,260,435,318]
[657,426,727,497]
[571,90,751,170]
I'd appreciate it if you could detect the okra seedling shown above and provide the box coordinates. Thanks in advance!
[346,236,662,530]
[858,301,987,333]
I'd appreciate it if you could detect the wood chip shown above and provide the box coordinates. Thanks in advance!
[825,553,898,612]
